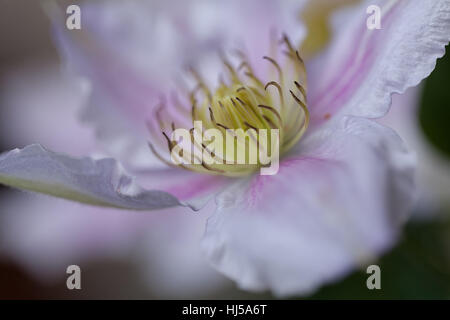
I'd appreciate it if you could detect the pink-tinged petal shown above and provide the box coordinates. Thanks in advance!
[0,194,227,298]
[134,168,233,210]
[51,1,200,170]
[50,0,306,170]
[53,23,164,170]
[0,60,95,155]
[202,116,415,296]
[307,0,450,127]
[380,86,450,215]
[137,201,231,298]
[0,144,187,210]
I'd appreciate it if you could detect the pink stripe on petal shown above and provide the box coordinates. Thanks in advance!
[309,1,401,126]
[165,174,229,201]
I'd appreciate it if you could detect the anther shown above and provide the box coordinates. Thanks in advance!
[263,56,282,78]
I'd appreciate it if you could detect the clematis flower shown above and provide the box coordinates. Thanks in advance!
[0,0,304,298]
[0,62,228,298]
[1,0,450,296]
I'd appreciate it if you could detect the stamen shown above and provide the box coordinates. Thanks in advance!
[282,89,310,151]
[281,33,296,54]
[217,100,239,128]
[295,51,308,86]
[238,61,251,72]
[216,123,230,131]
[244,121,258,131]
[244,72,265,89]
[294,81,307,102]
[208,107,216,123]
[221,55,240,82]
[233,97,263,129]
[189,85,202,104]
[236,97,264,125]
[263,56,282,79]
[258,105,283,124]
[264,81,285,109]
[262,115,278,129]
[148,34,309,177]
[289,89,308,115]
[191,100,197,122]
[148,142,181,169]
[162,131,173,151]
[189,67,213,102]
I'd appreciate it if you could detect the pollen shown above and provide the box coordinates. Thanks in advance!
[147,34,309,177]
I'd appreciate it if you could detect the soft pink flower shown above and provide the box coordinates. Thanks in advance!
[1,0,449,296]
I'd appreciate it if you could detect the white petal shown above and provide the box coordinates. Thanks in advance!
[0,144,183,210]
[381,86,450,215]
[308,0,450,126]
[202,116,415,296]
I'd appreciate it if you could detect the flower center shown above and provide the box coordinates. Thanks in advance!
[147,35,308,177]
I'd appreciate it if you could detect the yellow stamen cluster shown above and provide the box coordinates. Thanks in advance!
[148,35,309,177]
